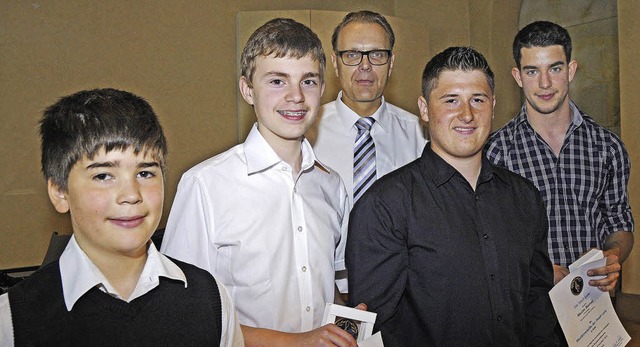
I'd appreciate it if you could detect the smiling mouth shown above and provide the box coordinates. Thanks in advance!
[278,110,307,120]
[537,92,556,100]
[109,216,145,228]
[454,126,476,134]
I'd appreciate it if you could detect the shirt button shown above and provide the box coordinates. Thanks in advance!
[306,306,311,312]
[281,166,287,171]
[490,274,495,281]
[497,315,502,322]
[483,233,489,240]
[298,226,303,232]
[302,266,307,272]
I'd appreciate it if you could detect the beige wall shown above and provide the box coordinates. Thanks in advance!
[0,1,399,269]
[0,1,522,269]
[619,0,640,294]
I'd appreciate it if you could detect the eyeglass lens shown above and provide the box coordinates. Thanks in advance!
[340,50,390,66]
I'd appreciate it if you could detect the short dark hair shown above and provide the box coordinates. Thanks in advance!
[40,88,168,190]
[240,18,325,86]
[513,21,572,69]
[421,46,494,100]
[331,10,395,52]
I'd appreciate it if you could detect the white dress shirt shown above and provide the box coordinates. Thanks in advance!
[161,124,350,333]
[0,235,244,347]
[310,91,428,204]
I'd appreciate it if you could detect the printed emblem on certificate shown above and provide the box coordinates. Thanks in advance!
[322,303,377,342]
[549,250,631,347]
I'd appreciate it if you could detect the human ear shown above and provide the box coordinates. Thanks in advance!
[331,52,339,78]
[418,96,429,123]
[388,53,395,77]
[492,96,496,119]
[568,60,578,82]
[47,179,70,213]
[239,76,254,105]
[511,67,523,88]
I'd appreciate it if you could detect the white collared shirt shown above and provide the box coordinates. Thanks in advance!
[0,235,244,347]
[311,91,428,205]
[161,123,350,333]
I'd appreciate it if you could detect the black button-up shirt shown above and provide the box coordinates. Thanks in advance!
[346,144,557,346]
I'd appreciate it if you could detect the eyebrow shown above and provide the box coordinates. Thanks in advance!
[86,161,160,169]
[263,71,321,79]
[522,60,565,70]
[438,92,490,99]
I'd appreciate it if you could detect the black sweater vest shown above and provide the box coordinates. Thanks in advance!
[8,258,222,346]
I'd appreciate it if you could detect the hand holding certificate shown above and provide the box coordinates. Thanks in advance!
[322,303,383,346]
[549,249,631,347]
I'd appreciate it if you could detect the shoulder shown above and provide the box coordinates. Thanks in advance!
[485,118,522,160]
[580,115,627,150]
[385,102,421,123]
[319,100,338,114]
[181,144,245,181]
[6,261,63,318]
[166,257,220,289]
[8,262,61,294]
[316,101,338,123]
[312,101,339,132]
[368,158,422,201]
[487,117,520,145]
[491,164,541,199]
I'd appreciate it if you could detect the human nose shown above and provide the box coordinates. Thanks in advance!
[358,53,372,71]
[286,84,305,103]
[458,101,474,123]
[117,178,142,204]
[539,71,551,89]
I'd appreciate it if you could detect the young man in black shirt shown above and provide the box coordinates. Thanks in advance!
[346,47,557,346]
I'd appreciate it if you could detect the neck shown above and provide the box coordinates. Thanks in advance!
[526,100,572,134]
[87,245,148,300]
[526,101,572,156]
[269,137,303,176]
[342,94,382,117]
[438,151,483,190]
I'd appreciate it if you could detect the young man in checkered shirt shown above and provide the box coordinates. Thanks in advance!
[486,21,634,293]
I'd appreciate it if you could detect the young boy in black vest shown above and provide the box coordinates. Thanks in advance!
[0,88,244,346]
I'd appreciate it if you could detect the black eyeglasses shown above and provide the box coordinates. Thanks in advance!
[337,50,392,66]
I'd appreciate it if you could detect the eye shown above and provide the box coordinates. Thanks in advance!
[137,170,156,179]
[550,66,562,73]
[93,173,113,181]
[270,79,284,86]
[472,97,485,103]
[370,51,384,59]
[344,51,360,59]
[525,70,538,76]
[302,79,318,86]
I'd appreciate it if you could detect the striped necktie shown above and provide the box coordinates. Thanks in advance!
[353,117,376,202]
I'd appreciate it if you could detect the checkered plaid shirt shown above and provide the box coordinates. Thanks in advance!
[485,102,634,266]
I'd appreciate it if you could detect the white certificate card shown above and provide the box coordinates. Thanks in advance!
[549,250,630,347]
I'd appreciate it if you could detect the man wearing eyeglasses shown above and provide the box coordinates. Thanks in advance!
[309,10,428,205]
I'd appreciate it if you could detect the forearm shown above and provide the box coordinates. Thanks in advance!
[603,231,634,263]
[241,324,357,347]
[241,325,294,347]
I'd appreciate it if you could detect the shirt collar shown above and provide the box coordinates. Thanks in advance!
[421,143,500,187]
[567,100,584,129]
[515,100,584,130]
[243,123,328,174]
[59,235,187,311]
[335,91,391,134]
